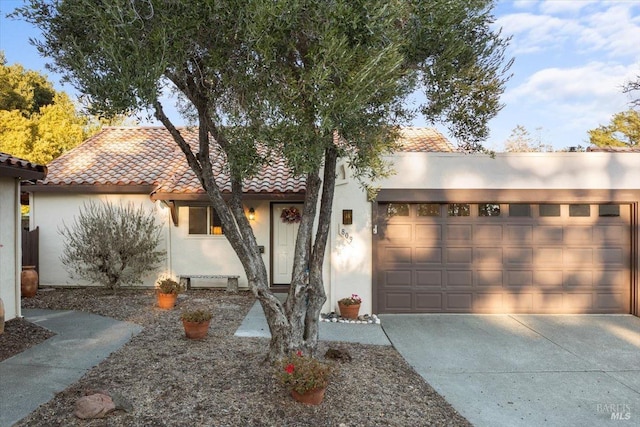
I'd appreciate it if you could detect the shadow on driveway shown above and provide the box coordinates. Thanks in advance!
[381,314,640,427]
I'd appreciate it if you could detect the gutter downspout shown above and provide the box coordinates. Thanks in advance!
[14,178,21,319]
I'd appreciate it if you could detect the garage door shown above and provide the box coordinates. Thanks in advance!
[376,202,630,314]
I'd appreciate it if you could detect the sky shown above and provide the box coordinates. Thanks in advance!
[1,0,639,151]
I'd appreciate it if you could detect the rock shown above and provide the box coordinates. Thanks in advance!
[74,393,116,419]
[324,347,353,362]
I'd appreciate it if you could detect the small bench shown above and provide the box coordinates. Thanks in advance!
[179,274,240,293]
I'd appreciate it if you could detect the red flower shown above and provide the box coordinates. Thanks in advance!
[296,350,303,357]
[285,364,295,374]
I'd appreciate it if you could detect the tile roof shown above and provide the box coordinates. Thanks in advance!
[587,145,640,152]
[0,152,47,180]
[394,127,455,152]
[36,126,452,196]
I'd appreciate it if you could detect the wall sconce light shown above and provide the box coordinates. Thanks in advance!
[342,209,353,225]
[248,207,256,221]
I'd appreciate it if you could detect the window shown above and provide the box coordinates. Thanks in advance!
[448,203,470,217]
[539,204,561,217]
[417,204,441,217]
[188,207,224,235]
[509,204,531,217]
[479,203,500,217]
[569,204,590,217]
[386,203,409,217]
[599,205,620,217]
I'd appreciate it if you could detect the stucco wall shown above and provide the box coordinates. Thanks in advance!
[31,193,170,287]
[0,176,19,321]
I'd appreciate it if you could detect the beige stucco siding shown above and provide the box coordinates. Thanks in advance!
[0,176,20,320]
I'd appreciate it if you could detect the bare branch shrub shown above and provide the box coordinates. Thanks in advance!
[59,201,166,291]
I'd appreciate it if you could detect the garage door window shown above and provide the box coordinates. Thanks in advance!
[509,204,531,217]
[479,203,500,217]
[599,205,620,217]
[448,203,470,216]
[386,203,409,217]
[417,204,441,217]
[569,204,590,217]
[540,204,561,217]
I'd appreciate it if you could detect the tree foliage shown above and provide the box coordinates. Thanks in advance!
[59,201,166,292]
[503,125,553,152]
[588,110,640,147]
[18,0,512,360]
[624,74,640,109]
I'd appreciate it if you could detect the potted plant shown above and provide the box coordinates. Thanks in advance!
[338,294,362,319]
[279,351,333,405]
[180,309,213,339]
[155,277,182,310]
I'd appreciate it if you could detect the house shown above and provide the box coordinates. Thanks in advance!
[0,152,47,322]
[27,128,640,317]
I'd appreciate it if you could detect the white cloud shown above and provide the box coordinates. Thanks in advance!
[539,0,598,15]
[496,13,581,54]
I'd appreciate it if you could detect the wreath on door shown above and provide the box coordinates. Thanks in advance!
[281,206,302,223]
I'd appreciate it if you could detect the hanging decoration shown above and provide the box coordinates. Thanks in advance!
[281,206,302,224]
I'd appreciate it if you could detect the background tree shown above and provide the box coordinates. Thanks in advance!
[0,52,107,164]
[624,74,639,109]
[59,202,166,292]
[588,110,640,147]
[18,0,512,361]
[503,125,553,152]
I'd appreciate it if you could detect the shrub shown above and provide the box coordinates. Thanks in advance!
[181,309,213,323]
[278,351,333,394]
[59,201,166,292]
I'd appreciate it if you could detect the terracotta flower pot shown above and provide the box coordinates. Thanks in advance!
[21,266,38,298]
[291,387,326,405]
[157,292,177,309]
[338,303,360,319]
[183,319,211,339]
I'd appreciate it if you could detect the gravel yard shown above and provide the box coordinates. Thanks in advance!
[5,288,471,426]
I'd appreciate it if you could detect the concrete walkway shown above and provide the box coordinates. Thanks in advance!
[235,301,391,346]
[0,309,142,427]
[381,314,640,427]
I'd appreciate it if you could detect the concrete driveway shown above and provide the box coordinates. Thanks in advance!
[380,314,640,427]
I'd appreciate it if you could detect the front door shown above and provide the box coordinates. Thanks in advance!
[271,203,303,285]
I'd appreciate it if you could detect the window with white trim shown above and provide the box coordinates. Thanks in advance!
[188,207,224,235]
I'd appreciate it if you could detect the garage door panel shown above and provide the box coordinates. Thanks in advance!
[376,202,630,314]
[595,248,624,265]
[506,247,533,264]
[385,224,412,241]
[446,270,472,287]
[447,225,472,240]
[384,292,413,311]
[564,226,592,243]
[446,293,473,310]
[508,225,532,242]
[474,225,503,240]
[474,293,504,312]
[415,247,442,263]
[536,248,563,264]
[475,247,503,264]
[383,270,412,287]
[534,270,563,287]
[416,270,442,287]
[415,293,443,310]
[565,270,593,287]
[447,247,472,263]
[535,226,563,243]
[565,248,593,265]
[416,224,442,241]
[476,270,503,286]
[564,294,593,312]
[596,293,628,310]
[506,270,533,287]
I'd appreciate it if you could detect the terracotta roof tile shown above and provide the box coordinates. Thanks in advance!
[0,151,47,180]
[395,127,456,152]
[39,126,451,195]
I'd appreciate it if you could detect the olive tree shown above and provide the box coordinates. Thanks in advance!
[59,201,166,292]
[18,0,511,361]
